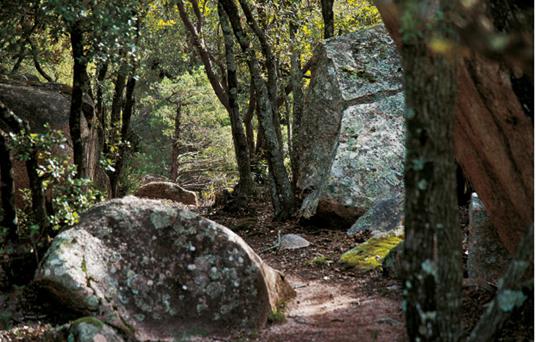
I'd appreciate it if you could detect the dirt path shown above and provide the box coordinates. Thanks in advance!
[260,275,405,342]
[206,203,406,342]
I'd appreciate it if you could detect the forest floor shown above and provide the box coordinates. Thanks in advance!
[0,199,532,341]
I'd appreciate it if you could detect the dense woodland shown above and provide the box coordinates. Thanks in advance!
[0,0,533,341]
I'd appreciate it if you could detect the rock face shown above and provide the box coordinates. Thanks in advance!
[135,181,198,206]
[467,194,511,283]
[0,78,102,203]
[375,0,533,253]
[295,24,405,225]
[35,197,294,340]
[347,195,403,237]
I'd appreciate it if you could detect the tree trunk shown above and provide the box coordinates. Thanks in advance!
[0,101,48,234]
[219,0,294,219]
[321,0,335,39]
[109,70,136,198]
[400,0,461,340]
[0,131,17,243]
[289,18,304,190]
[376,0,533,254]
[110,62,127,146]
[69,21,88,179]
[243,78,256,160]
[218,3,253,196]
[170,104,182,182]
[176,0,230,112]
[95,62,108,155]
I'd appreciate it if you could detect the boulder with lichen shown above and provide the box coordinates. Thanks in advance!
[35,196,294,340]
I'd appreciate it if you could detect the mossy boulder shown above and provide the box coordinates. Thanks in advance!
[339,235,402,270]
[35,196,294,340]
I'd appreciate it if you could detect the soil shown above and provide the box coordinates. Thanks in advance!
[0,199,532,341]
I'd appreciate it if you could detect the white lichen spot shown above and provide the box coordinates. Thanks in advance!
[182,285,188,291]
[187,264,196,271]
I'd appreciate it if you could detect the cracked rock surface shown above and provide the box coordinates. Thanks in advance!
[35,196,294,341]
[295,24,405,225]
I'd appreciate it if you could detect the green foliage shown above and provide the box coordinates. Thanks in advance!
[8,126,103,235]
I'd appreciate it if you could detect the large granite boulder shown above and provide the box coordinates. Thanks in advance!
[296,24,405,226]
[0,78,103,203]
[135,181,198,206]
[35,196,294,340]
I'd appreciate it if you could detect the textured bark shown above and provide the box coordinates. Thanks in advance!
[69,21,88,179]
[109,71,136,198]
[321,0,335,39]
[95,62,108,154]
[243,78,256,160]
[0,131,17,242]
[289,19,304,189]
[376,0,533,254]
[400,0,461,340]
[218,4,253,196]
[170,104,182,182]
[109,62,127,146]
[219,0,294,219]
[468,224,533,341]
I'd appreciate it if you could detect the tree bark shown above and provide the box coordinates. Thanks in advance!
[243,77,256,160]
[289,18,304,190]
[376,0,533,254]
[69,21,88,179]
[109,70,136,198]
[218,3,253,196]
[0,131,17,243]
[110,62,127,146]
[170,103,182,182]
[321,0,335,39]
[95,62,108,154]
[400,0,461,340]
[219,0,294,219]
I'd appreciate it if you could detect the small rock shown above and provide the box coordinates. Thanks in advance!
[279,234,311,250]
[347,196,404,237]
[135,181,198,206]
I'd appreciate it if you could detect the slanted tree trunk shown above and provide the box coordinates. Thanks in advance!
[170,103,182,182]
[0,131,17,243]
[400,0,461,340]
[69,21,88,179]
[219,0,294,219]
[218,3,253,196]
[321,0,335,39]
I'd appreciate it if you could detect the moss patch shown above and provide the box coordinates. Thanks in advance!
[339,235,402,270]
